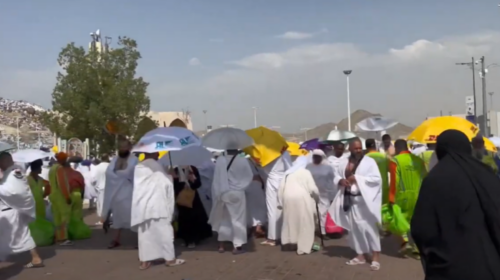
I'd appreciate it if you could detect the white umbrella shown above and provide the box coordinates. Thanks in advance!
[356,116,398,132]
[133,127,201,153]
[323,130,358,143]
[12,149,51,163]
[202,127,253,150]
[158,146,212,167]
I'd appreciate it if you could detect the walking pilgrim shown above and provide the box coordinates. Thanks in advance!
[329,138,382,271]
[102,140,138,249]
[131,152,184,270]
[279,156,320,255]
[306,149,335,236]
[327,142,349,173]
[260,151,292,246]
[245,157,267,237]
[90,154,110,224]
[0,151,44,268]
[209,149,254,254]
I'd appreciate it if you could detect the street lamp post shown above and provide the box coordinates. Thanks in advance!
[489,92,494,111]
[455,57,477,117]
[480,56,489,136]
[343,70,352,131]
[300,127,310,141]
[252,107,257,128]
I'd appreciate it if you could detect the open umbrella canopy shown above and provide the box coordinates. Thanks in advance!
[483,137,497,153]
[243,126,288,167]
[12,149,51,163]
[489,136,500,148]
[135,127,200,150]
[356,116,398,132]
[322,130,358,144]
[286,141,308,156]
[133,127,201,153]
[407,116,479,143]
[158,146,212,167]
[299,138,321,151]
[202,127,254,150]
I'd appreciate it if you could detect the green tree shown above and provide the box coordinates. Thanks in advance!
[134,116,158,141]
[42,36,150,154]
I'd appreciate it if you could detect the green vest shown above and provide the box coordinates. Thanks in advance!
[366,152,389,204]
[481,151,498,174]
[392,153,427,219]
[419,150,434,171]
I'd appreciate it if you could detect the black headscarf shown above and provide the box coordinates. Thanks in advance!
[411,129,500,279]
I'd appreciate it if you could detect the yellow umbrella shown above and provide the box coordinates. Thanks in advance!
[484,137,497,153]
[286,142,304,156]
[244,126,288,167]
[138,151,168,161]
[407,116,480,143]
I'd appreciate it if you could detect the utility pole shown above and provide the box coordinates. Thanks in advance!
[480,56,489,136]
[455,57,477,117]
[203,110,208,132]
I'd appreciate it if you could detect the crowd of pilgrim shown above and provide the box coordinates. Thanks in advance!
[2,129,500,279]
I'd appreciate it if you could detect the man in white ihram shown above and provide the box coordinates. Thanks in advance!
[209,149,253,254]
[279,156,320,255]
[245,156,267,237]
[131,152,185,270]
[102,140,138,249]
[329,138,382,271]
[91,154,110,225]
[260,151,292,246]
[0,151,44,268]
[306,149,335,237]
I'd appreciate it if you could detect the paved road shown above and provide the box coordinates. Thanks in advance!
[1,213,424,280]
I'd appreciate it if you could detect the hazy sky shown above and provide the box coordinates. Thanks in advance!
[1,0,500,132]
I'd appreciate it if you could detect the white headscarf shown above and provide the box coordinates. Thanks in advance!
[285,155,311,175]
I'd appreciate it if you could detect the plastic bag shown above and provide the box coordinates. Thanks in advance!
[29,218,54,247]
[325,213,344,234]
[176,187,195,208]
[68,217,92,240]
[381,204,410,235]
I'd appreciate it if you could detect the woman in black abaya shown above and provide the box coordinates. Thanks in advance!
[173,166,212,248]
[411,129,500,280]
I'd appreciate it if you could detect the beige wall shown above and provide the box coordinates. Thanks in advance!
[147,111,193,131]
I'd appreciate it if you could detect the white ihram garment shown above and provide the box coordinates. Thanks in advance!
[279,157,319,255]
[262,152,292,240]
[209,154,253,247]
[245,159,267,227]
[90,162,109,218]
[306,163,335,234]
[131,159,176,262]
[102,156,138,230]
[328,156,382,254]
[196,161,215,215]
[0,166,36,260]
[77,165,96,200]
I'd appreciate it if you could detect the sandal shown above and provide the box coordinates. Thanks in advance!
[24,262,44,269]
[232,248,246,255]
[108,241,121,249]
[260,240,276,246]
[346,258,366,265]
[59,240,74,246]
[370,261,381,271]
[139,262,151,270]
[166,259,185,267]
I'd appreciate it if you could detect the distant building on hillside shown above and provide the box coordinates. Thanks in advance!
[147,111,193,130]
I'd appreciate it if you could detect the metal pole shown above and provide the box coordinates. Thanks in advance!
[472,57,477,117]
[203,110,207,131]
[347,75,351,131]
[481,56,489,136]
